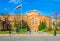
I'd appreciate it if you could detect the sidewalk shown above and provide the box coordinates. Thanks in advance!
[0,33,60,37]
[0,34,53,37]
[0,31,60,37]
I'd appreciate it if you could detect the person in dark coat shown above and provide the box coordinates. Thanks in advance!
[27,27,31,34]
[8,23,12,34]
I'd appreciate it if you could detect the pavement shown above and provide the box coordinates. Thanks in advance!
[0,31,60,41]
[0,31,60,37]
[0,34,60,41]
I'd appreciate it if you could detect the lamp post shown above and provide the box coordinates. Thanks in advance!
[54,12,58,36]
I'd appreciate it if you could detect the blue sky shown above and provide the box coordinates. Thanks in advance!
[0,0,60,16]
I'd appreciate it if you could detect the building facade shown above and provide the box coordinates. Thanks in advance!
[0,11,51,31]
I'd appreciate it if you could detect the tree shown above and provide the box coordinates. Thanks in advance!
[53,21,55,26]
[0,17,3,31]
[57,22,60,31]
[0,13,5,31]
[18,20,29,32]
[14,18,17,27]
[52,21,60,31]
[38,21,47,31]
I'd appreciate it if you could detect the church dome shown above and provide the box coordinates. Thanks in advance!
[27,10,39,16]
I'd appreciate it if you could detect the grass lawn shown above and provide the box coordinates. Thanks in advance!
[0,31,27,34]
[49,31,60,34]
[0,31,9,34]
[0,28,28,34]
[40,28,49,32]
[18,31,27,34]
[39,28,60,34]
[17,28,27,34]
[0,31,15,34]
[18,29,27,34]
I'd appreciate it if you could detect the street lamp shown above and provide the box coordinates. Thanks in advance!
[54,11,58,36]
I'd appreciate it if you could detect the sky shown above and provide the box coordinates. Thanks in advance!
[0,0,60,16]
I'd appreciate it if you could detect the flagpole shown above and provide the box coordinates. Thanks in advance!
[21,4,22,32]
[14,1,22,33]
[20,0,22,32]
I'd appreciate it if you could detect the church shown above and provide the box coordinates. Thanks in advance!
[0,10,51,31]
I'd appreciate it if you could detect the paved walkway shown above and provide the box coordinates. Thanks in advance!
[0,31,60,36]
[0,35,60,41]
[0,31,60,41]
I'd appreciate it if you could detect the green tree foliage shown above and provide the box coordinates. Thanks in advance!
[52,21,60,31]
[14,18,17,27]
[57,22,60,26]
[52,21,55,26]
[38,21,47,31]
[57,22,60,31]
[0,17,3,31]
[18,20,29,32]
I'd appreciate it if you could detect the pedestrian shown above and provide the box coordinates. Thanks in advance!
[8,23,12,34]
[14,27,18,33]
[27,27,31,34]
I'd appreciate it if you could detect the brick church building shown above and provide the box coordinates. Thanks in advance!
[0,11,51,31]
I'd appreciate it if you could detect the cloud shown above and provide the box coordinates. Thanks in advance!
[9,0,21,4]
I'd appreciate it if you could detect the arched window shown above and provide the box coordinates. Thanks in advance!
[30,18,38,26]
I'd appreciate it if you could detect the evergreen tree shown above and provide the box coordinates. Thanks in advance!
[18,20,29,32]
[38,21,47,31]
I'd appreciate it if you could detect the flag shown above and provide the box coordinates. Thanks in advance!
[14,4,22,11]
